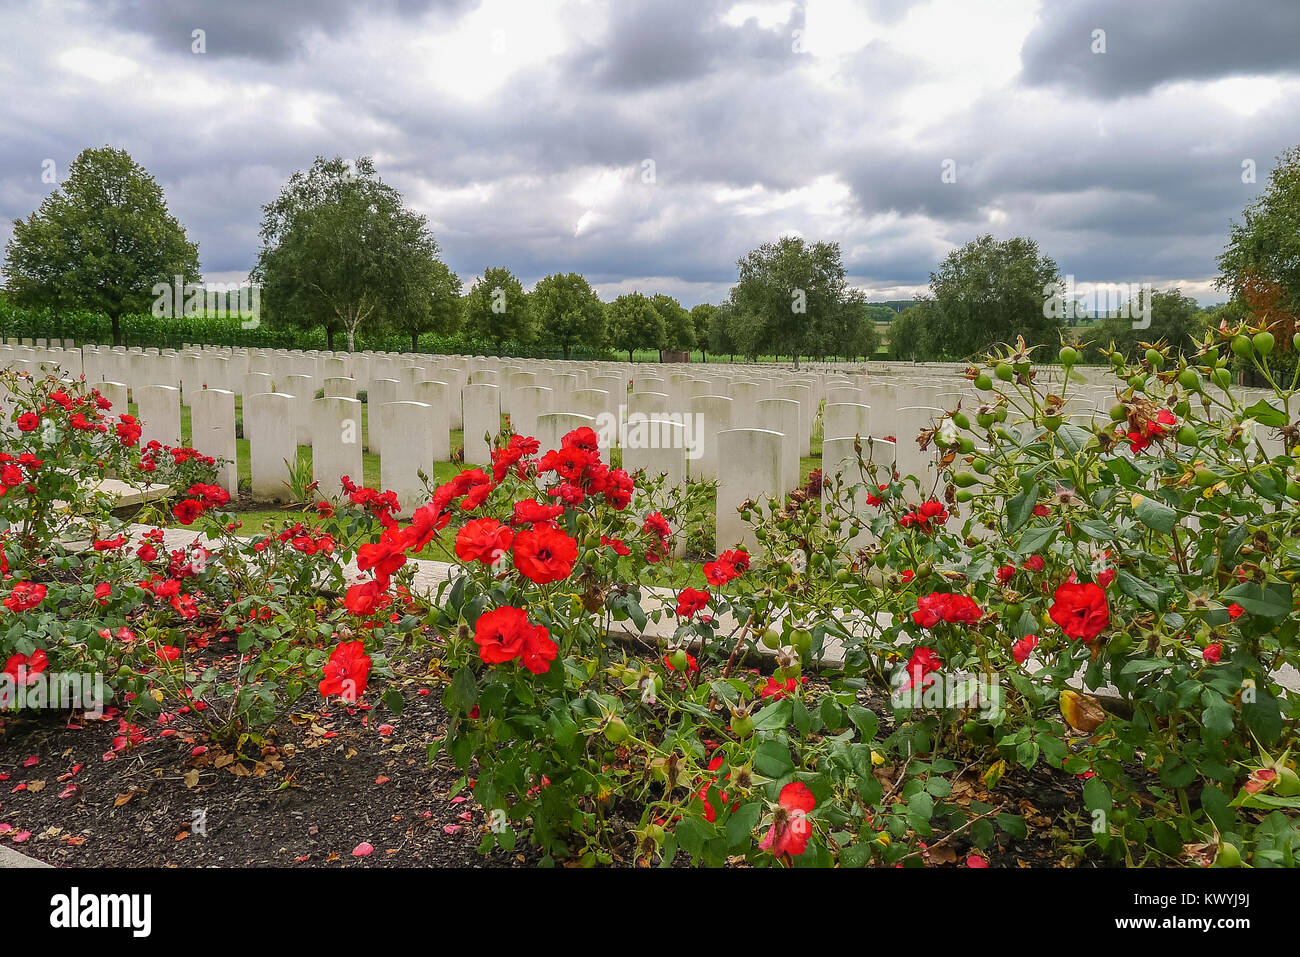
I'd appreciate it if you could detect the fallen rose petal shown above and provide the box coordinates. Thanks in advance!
[443,825,462,835]
[22,756,38,768]
[12,830,31,843]
[352,842,374,857]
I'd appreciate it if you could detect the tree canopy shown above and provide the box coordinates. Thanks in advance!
[463,266,531,353]
[531,272,606,359]
[2,146,200,345]
[606,292,665,361]
[727,236,855,368]
[923,234,1063,360]
[251,156,453,351]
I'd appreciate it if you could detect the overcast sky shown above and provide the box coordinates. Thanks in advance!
[1,0,1297,306]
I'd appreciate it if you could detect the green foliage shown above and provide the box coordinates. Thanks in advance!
[1218,145,1300,320]
[922,234,1063,360]
[531,272,606,359]
[652,293,694,354]
[1085,289,1213,362]
[463,266,532,352]
[606,292,665,360]
[728,236,857,367]
[2,146,200,346]
[690,303,719,359]
[251,156,453,352]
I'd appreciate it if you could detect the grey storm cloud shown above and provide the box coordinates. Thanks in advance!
[0,0,1294,305]
[1020,0,1300,98]
[561,0,798,90]
[102,0,479,62]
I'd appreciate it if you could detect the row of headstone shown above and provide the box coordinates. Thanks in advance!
[3,339,1287,551]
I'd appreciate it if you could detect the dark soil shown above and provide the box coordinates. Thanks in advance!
[1,632,1097,868]
[0,664,522,868]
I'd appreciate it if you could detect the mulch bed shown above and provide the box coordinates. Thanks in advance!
[0,619,1099,868]
[0,667,521,868]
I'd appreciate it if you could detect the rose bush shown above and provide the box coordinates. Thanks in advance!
[0,370,395,750]
[6,337,1300,868]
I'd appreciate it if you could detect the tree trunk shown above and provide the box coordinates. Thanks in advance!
[347,328,356,352]
[412,331,419,352]
[563,345,571,359]
[327,327,335,351]
[111,313,122,347]
[628,350,634,361]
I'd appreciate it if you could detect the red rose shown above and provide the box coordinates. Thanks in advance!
[1227,602,1244,620]
[171,499,204,525]
[1022,555,1045,572]
[902,646,942,690]
[16,413,39,432]
[761,676,798,700]
[561,426,600,454]
[1048,581,1110,641]
[473,606,557,674]
[703,549,749,586]
[510,498,565,525]
[319,640,372,701]
[357,526,409,585]
[3,649,49,685]
[600,535,630,556]
[912,592,982,628]
[675,587,710,618]
[1012,634,1038,664]
[1203,643,1222,664]
[512,523,578,584]
[3,581,47,613]
[455,518,514,565]
[759,781,816,858]
[343,580,389,616]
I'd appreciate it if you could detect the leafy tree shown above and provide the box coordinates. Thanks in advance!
[463,267,531,354]
[251,156,446,352]
[924,234,1063,360]
[3,146,200,346]
[844,297,882,359]
[531,272,605,359]
[1217,146,1300,379]
[389,257,462,351]
[889,304,931,360]
[1085,288,1210,362]
[606,292,665,361]
[1218,146,1300,321]
[709,301,741,360]
[652,293,694,359]
[690,303,718,361]
[729,236,853,368]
